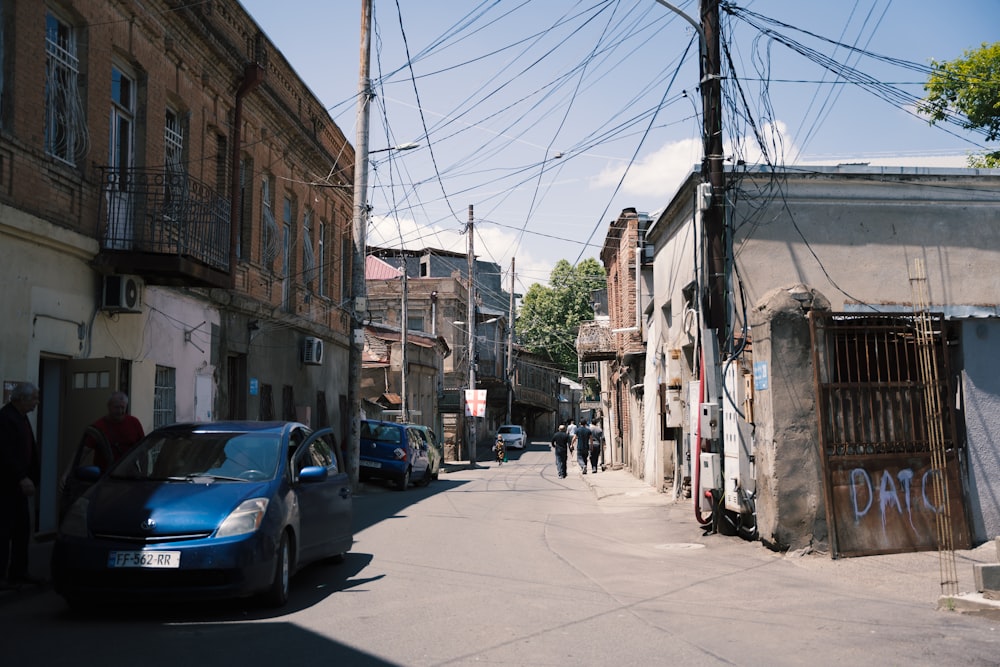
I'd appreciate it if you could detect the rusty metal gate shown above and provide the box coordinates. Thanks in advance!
[810,312,971,558]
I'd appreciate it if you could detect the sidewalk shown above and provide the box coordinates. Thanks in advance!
[578,465,1000,620]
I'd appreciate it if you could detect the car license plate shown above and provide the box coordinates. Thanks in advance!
[360,460,381,468]
[108,550,181,569]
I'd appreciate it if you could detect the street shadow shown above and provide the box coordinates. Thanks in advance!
[53,550,379,622]
[24,599,401,666]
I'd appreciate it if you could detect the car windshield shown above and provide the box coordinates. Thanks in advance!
[362,422,402,444]
[109,431,281,482]
[498,426,521,435]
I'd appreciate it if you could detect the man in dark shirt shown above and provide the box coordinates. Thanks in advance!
[572,420,593,475]
[550,424,571,479]
[0,382,40,587]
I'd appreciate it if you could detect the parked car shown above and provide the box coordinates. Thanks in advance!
[359,419,433,489]
[405,423,443,480]
[52,421,352,609]
[496,424,526,450]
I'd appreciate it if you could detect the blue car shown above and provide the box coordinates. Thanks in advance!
[52,421,353,609]
[359,419,433,490]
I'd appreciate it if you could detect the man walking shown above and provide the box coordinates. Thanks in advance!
[550,424,570,478]
[572,420,593,475]
[589,419,604,473]
[0,382,40,588]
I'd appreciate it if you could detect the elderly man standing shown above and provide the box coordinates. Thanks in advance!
[0,382,40,588]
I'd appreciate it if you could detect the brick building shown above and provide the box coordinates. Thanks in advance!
[0,0,354,535]
[598,208,653,480]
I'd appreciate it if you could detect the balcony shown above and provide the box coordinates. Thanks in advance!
[94,167,232,288]
[576,320,615,361]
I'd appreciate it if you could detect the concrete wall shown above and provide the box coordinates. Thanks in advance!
[749,286,830,551]
[961,318,1000,542]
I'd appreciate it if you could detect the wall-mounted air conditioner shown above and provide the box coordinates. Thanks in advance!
[102,275,143,313]
[302,336,324,365]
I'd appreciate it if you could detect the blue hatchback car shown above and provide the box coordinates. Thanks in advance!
[359,419,433,490]
[52,421,353,608]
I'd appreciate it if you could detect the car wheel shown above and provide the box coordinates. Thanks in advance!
[418,465,432,487]
[264,532,291,608]
[396,466,411,491]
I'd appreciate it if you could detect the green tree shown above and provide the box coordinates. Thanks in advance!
[516,258,606,374]
[921,41,1000,167]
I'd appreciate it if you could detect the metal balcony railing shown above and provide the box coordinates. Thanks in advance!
[99,167,231,273]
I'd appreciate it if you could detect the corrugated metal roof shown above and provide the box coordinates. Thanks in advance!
[366,255,403,280]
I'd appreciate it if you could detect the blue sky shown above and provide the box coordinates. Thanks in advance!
[239,0,999,291]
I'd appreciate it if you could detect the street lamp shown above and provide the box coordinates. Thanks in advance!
[370,142,419,155]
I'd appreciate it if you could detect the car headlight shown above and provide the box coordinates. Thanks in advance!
[217,498,269,538]
[60,497,90,538]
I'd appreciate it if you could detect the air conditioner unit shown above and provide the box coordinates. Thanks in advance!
[302,336,324,365]
[102,275,143,313]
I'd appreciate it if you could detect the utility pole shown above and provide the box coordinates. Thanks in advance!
[701,0,727,353]
[506,257,515,425]
[466,205,477,467]
[400,251,408,422]
[347,0,373,489]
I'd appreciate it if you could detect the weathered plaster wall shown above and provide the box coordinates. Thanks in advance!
[750,285,830,551]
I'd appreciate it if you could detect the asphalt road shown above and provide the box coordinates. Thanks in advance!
[3,440,999,665]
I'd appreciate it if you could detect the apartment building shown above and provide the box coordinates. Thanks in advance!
[0,0,354,534]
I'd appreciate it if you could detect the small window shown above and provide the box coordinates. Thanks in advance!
[154,366,176,429]
[407,315,425,332]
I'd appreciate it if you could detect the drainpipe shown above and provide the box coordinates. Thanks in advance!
[229,62,266,288]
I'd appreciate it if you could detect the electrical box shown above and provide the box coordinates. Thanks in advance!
[700,402,720,440]
[700,452,721,491]
[723,363,755,513]
[699,452,721,512]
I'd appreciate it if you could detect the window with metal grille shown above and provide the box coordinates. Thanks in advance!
[153,365,176,429]
[262,176,278,267]
[45,12,88,164]
[317,221,326,296]
[282,197,293,311]
[164,109,184,171]
[302,210,316,289]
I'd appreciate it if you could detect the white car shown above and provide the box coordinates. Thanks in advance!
[496,425,526,450]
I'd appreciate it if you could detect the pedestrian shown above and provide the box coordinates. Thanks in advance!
[589,419,604,473]
[550,424,570,478]
[572,420,593,475]
[0,382,40,588]
[493,432,507,465]
[86,391,145,471]
[566,419,576,442]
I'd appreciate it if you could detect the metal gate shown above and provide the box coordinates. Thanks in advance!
[810,312,971,558]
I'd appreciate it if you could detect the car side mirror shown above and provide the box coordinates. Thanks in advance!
[298,466,329,483]
[75,465,102,482]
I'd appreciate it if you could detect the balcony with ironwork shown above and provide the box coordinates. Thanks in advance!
[94,167,232,288]
[576,320,615,362]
